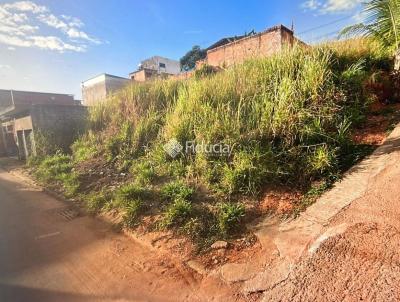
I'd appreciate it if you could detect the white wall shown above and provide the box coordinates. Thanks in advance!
[141,56,180,75]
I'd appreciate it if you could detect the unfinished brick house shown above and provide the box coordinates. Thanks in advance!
[0,89,86,159]
[198,24,305,68]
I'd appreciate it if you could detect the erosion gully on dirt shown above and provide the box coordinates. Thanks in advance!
[0,165,243,302]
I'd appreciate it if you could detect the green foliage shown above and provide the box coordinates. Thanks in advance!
[130,160,156,185]
[217,202,245,235]
[161,181,194,201]
[114,183,148,207]
[160,198,193,228]
[32,152,80,197]
[307,145,337,175]
[220,146,274,195]
[194,64,217,79]
[122,199,143,227]
[180,45,207,71]
[84,190,110,213]
[71,132,98,163]
[340,0,400,53]
[33,130,59,157]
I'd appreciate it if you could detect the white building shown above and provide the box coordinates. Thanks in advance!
[81,73,130,106]
[129,56,180,82]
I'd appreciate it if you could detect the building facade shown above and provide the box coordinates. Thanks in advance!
[199,25,305,68]
[0,89,86,159]
[130,56,180,82]
[81,73,130,106]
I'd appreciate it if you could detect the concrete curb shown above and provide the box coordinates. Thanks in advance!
[218,123,400,293]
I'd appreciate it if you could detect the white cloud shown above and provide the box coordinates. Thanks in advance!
[31,36,85,52]
[0,1,100,52]
[302,0,321,11]
[3,1,47,13]
[302,0,362,14]
[0,64,11,69]
[38,13,100,43]
[7,46,16,50]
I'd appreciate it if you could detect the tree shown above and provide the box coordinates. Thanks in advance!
[180,45,207,71]
[341,0,400,54]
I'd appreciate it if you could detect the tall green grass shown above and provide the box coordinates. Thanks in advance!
[32,40,391,242]
[82,43,388,196]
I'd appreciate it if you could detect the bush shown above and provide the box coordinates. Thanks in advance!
[161,181,194,201]
[217,202,245,235]
[194,64,218,79]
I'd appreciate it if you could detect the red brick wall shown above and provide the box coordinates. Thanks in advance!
[205,25,296,68]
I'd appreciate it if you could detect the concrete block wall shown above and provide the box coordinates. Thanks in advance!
[30,104,88,153]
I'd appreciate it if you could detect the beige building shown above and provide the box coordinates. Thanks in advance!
[81,73,130,106]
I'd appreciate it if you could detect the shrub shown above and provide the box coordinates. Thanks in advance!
[307,144,337,175]
[217,202,245,235]
[161,181,194,201]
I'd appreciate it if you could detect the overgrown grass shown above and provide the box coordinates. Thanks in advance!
[30,152,80,197]
[29,39,393,247]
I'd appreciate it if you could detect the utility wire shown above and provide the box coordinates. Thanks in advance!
[297,15,355,36]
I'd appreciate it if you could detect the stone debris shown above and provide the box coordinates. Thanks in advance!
[211,241,228,249]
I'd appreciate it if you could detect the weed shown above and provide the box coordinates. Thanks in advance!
[161,181,194,201]
[217,202,245,236]
[72,132,98,163]
[160,198,193,228]
[32,152,80,197]
[84,190,111,213]
[114,183,148,207]
[123,199,144,228]
[130,160,156,185]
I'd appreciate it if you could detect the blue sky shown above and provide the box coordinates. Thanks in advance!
[0,0,364,99]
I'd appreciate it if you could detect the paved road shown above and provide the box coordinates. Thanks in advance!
[0,166,239,302]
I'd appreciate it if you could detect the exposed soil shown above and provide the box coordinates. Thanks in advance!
[0,163,247,302]
[261,133,400,301]
[352,102,400,145]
